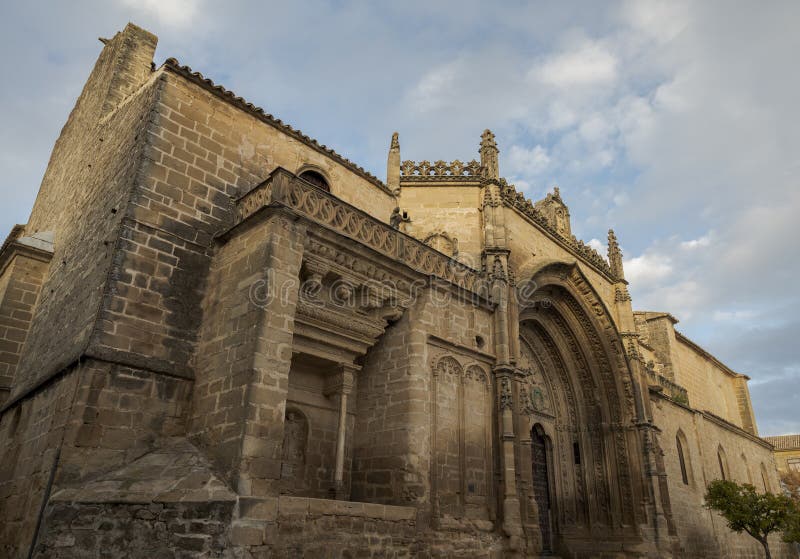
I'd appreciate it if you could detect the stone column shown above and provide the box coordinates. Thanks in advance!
[491,260,525,553]
[326,363,357,500]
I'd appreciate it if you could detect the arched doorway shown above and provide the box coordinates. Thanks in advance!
[515,262,646,554]
[531,424,552,552]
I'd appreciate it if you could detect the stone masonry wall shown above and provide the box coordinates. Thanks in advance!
[56,361,192,486]
[651,394,794,559]
[353,286,495,520]
[0,359,192,559]
[672,337,743,427]
[398,184,485,268]
[0,252,49,403]
[352,308,417,505]
[0,366,80,558]
[88,54,399,382]
[231,496,503,558]
[191,211,305,496]
[34,500,234,558]
[14,26,158,397]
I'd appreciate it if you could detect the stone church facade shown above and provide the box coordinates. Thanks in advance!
[0,24,794,558]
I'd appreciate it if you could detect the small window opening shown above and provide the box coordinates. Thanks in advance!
[677,435,689,485]
[299,170,330,192]
[573,441,581,465]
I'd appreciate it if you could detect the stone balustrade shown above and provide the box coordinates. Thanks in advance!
[233,168,489,297]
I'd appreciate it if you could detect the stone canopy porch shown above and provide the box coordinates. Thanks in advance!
[191,167,493,512]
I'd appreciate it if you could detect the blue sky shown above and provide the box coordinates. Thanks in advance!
[1,1,798,435]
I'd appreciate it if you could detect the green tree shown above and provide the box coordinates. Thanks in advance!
[704,479,797,559]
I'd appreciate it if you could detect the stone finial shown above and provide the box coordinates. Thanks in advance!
[387,132,401,193]
[480,129,499,179]
[608,229,625,280]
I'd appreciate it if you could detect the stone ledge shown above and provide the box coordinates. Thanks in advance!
[275,496,416,522]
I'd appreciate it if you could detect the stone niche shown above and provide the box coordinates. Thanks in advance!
[280,353,355,500]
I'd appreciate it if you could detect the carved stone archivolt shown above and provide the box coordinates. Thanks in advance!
[516,262,643,531]
[517,341,554,417]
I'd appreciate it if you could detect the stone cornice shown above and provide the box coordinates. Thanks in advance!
[701,409,771,449]
[161,58,393,196]
[0,238,54,278]
[223,167,491,300]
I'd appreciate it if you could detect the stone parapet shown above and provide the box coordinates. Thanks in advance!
[230,167,490,298]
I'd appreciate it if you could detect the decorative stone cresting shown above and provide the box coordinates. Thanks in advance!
[400,159,484,179]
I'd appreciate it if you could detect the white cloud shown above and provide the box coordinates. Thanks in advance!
[680,235,711,250]
[620,0,690,43]
[535,43,619,88]
[505,144,550,177]
[407,60,462,113]
[625,252,673,287]
[587,238,607,255]
[119,0,201,28]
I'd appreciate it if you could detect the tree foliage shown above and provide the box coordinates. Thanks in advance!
[704,479,799,558]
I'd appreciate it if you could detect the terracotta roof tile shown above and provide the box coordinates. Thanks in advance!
[763,434,800,450]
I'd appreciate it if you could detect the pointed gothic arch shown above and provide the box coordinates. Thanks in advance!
[515,261,646,552]
[675,429,692,486]
[717,445,729,481]
[760,462,771,493]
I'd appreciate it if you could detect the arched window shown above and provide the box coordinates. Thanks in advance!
[676,434,689,485]
[741,453,753,485]
[298,169,330,192]
[717,445,728,481]
[760,463,771,493]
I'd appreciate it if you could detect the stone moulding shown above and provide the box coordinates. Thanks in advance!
[499,181,617,281]
[230,167,491,298]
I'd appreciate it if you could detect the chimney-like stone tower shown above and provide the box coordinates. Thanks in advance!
[480,129,499,179]
[387,132,400,192]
